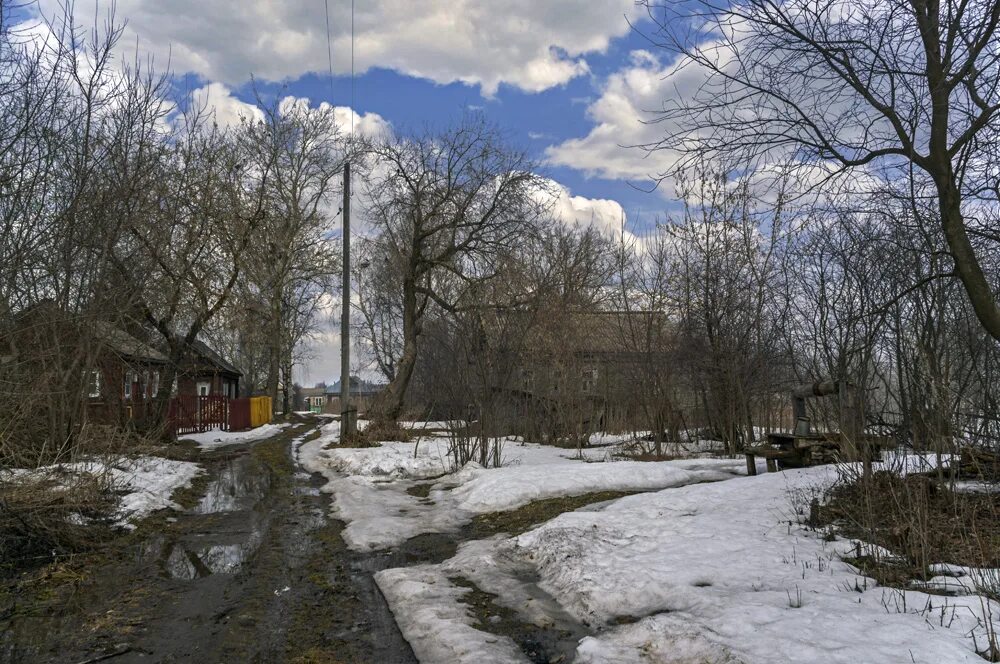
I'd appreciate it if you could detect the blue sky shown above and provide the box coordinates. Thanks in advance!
[167,19,677,231]
[28,1,699,382]
[27,1,698,231]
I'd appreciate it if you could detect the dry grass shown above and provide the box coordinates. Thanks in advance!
[818,468,1000,660]
[0,472,117,574]
[821,472,1000,579]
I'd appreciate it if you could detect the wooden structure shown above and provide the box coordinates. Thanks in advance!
[175,340,242,399]
[745,380,891,476]
[167,394,271,435]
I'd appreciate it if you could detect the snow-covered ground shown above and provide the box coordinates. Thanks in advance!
[180,422,290,450]
[299,420,997,661]
[297,421,746,550]
[2,456,203,529]
[376,461,997,663]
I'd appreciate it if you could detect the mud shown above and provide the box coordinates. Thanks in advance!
[1,417,611,664]
[0,418,416,664]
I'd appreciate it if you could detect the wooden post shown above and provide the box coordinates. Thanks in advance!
[341,161,355,436]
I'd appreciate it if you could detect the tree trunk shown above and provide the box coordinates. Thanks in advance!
[936,175,1000,342]
[281,353,292,415]
[373,278,419,423]
[151,340,183,440]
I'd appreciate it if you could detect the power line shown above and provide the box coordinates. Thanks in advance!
[351,0,355,136]
[323,0,336,101]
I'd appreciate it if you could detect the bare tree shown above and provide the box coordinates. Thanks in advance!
[239,97,346,413]
[644,0,1000,340]
[111,114,273,429]
[0,2,172,463]
[363,116,548,425]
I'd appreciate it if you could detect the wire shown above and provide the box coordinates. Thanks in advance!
[351,0,355,137]
[323,0,335,101]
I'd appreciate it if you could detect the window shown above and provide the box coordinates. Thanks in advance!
[581,367,598,394]
[151,371,160,397]
[123,371,134,399]
[88,371,101,398]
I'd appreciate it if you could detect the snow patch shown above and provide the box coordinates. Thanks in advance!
[181,422,290,449]
[3,456,203,528]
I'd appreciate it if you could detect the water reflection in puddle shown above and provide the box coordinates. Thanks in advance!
[192,456,270,514]
[156,527,265,580]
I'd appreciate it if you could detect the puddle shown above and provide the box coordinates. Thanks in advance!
[192,455,270,514]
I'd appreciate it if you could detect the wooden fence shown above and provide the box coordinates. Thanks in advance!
[167,394,273,434]
[229,398,251,431]
[168,395,229,435]
[250,396,272,428]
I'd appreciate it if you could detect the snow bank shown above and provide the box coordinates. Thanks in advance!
[502,464,993,662]
[320,438,454,479]
[2,456,203,528]
[298,427,747,550]
[376,564,527,664]
[181,422,289,449]
[446,459,739,514]
[575,613,743,663]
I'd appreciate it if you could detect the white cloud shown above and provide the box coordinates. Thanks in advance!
[277,95,391,138]
[544,50,694,187]
[190,82,263,127]
[544,178,627,237]
[184,85,391,141]
[37,1,641,95]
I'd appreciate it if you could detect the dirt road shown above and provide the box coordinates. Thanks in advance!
[1,418,417,663]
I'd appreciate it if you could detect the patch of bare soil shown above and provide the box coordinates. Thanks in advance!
[0,417,417,664]
[470,490,638,537]
[449,576,583,664]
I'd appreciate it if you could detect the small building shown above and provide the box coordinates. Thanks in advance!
[87,322,171,424]
[298,386,327,412]
[325,377,385,414]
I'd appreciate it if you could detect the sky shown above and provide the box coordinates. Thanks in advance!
[27,1,702,385]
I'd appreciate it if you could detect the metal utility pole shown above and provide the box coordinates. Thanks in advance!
[340,161,355,435]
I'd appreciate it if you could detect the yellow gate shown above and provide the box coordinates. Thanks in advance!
[249,396,273,428]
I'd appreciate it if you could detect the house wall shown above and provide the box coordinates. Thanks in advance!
[86,358,167,426]
[176,373,239,398]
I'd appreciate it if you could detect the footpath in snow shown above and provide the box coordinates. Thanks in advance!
[296,420,746,550]
[299,420,998,663]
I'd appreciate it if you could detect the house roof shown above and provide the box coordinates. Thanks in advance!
[498,309,671,355]
[327,377,384,396]
[188,339,243,378]
[299,386,327,397]
[93,321,169,364]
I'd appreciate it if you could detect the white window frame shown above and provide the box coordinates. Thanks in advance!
[151,371,160,397]
[88,371,101,398]
[123,371,133,399]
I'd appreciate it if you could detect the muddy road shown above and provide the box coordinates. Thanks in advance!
[1,418,418,663]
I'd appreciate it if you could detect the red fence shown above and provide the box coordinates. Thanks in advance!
[229,397,251,432]
[168,395,231,435]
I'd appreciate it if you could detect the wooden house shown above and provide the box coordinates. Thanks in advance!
[174,339,242,398]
